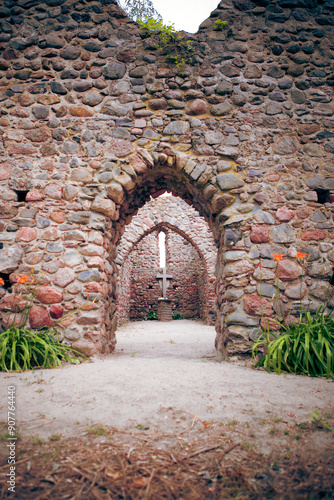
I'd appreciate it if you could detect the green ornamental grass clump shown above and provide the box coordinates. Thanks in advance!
[0,327,82,372]
[252,252,334,379]
[0,271,86,371]
[252,307,334,379]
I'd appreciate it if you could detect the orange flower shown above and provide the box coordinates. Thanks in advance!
[296,252,307,260]
[0,277,4,286]
[272,254,284,262]
[258,263,262,269]
[17,275,29,284]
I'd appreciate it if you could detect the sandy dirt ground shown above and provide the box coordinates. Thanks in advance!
[0,319,333,448]
[0,320,334,499]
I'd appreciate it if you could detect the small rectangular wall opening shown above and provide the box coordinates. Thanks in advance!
[14,190,29,202]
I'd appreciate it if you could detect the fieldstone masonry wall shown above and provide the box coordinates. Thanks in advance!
[0,0,333,357]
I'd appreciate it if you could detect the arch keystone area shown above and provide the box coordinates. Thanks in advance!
[0,0,333,358]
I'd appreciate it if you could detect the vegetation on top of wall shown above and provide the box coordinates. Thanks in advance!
[137,17,193,67]
[214,19,228,31]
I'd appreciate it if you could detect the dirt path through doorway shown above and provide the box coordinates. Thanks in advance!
[0,320,333,445]
[1,320,333,498]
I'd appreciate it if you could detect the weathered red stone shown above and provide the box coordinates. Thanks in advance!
[50,304,64,319]
[149,99,167,111]
[0,163,11,181]
[277,260,303,281]
[87,257,105,271]
[106,139,134,158]
[84,283,103,293]
[25,126,51,143]
[129,154,148,174]
[10,109,29,118]
[156,68,174,78]
[89,160,102,170]
[0,295,26,312]
[296,208,311,219]
[186,99,208,116]
[260,317,281,331]
[8,144,37,155]
[300,230,327,241]
[276,206,295,222]
[250,226,270,243]
[36,286,63,304]
[25,190,44,201]
[243,294,273,316]
[15,227,37,242]
[29,306,54,329]
[41,227,60,241]
[266,174,280,182]
[50,211,65,223]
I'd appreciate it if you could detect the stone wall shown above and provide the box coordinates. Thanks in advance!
[0,0,333,357]
[116,195,217,324]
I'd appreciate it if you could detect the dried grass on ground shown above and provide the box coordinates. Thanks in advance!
[1,418,333,500]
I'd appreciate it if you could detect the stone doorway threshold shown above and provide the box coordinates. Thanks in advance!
[0,319,333,457]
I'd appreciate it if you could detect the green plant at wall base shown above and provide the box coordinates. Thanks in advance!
[214,19,228,31]
[0,272,87,371]
[252,309,334,378]
[146,310,158,320]
[252,252,334,379]
[0,327,84,371]
[172,313,183,320]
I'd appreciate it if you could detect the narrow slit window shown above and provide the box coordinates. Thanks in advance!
[158,231,166,268]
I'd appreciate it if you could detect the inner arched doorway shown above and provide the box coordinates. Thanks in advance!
[117,207,217,325]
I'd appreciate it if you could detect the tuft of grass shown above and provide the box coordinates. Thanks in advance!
[310,410,334,432]
[48,434,62,442]
[86,424,113,438]
[252,306,334,378]
[0,326,85,372]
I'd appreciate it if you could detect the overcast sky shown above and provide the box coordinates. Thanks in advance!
[153,0,220,33]
[119,0,220,33]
